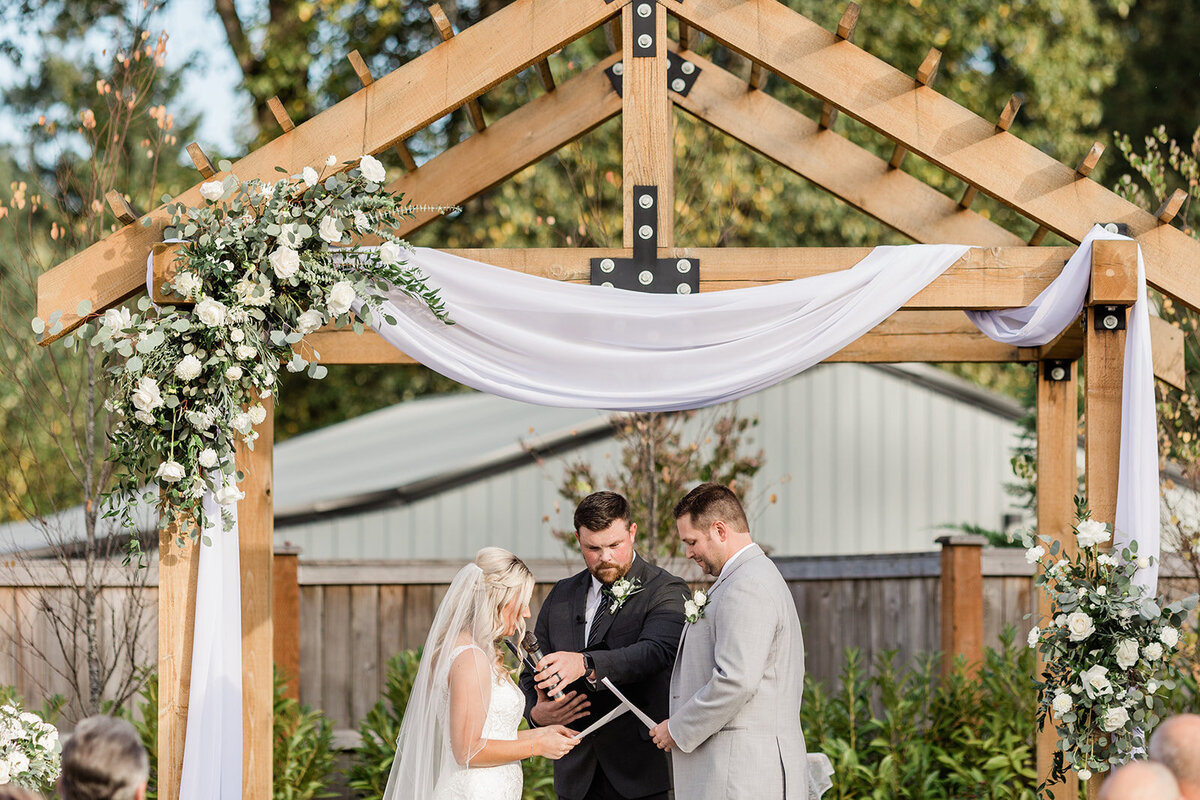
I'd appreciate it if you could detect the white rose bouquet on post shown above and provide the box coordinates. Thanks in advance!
[0,703,61,789]
[1027,502,1197,791]
[36,154,452,541]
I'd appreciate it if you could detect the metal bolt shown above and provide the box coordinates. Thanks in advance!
[671,78,686,92]
[1104,222,1119,234]
[612,61,625,77]
[638,194,654,209]
[637,2,652,17]
[638,270,654,285]
[676,259,692,274]
[638,224,654,240]
[599,258,615,273]
[1050,366,1066,381]
[676,283,692,295]
[602,281,614,289]
[681,61,696,75]
[1102,313,1119,330]
[637,33,653,49]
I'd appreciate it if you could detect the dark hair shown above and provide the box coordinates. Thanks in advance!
[574,491,632,534]
[672,483,749,531]
[60,716,149,800]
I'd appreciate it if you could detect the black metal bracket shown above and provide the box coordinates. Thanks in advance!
[631,0,656,57]
[605,51,701,97]
[1042,360,1073,382]
[590,185,700,294]
[1091,305,1127,331]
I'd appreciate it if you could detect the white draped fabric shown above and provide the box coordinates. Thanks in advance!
[167,226,1159,796]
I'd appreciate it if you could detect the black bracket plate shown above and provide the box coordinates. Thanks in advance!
[1091,305,1127,331]
[1042,360,1073,382]
[590,185,700,294]
[631,0,656,57]
[605,52,702,97]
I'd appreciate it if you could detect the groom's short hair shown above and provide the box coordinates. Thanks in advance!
[673,483,749,532]
[575,491,632,533]
[60,715,149,800]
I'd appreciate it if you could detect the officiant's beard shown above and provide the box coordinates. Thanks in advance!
[591,560,631,584]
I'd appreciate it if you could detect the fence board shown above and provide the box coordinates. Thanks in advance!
[321,586,352,725]
[350,586,380,724]
[299,586,324,711]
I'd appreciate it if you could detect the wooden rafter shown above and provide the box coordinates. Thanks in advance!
[36,0,629,342]
[663,0,1200,312]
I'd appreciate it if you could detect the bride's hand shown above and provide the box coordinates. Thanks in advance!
[528,725,579,760]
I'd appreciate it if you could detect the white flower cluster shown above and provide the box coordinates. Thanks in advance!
[0,703,60,786]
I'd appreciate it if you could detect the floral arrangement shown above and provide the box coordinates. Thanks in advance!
[35,154,450,539]
[1026,503,1197,786]
[683,589,709,624]
[0,703,60,787]
[604,576,643,614]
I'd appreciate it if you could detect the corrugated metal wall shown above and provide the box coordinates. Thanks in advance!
[275,364,1029,560]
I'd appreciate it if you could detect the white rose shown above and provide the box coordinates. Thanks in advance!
[215,483,244,506]
[1065,612,1095,642]
[131,376,165,412]
[248,405,267,425]
[319,214,343,245]
[1142,642,1164,661]
[1102,707,1130,732]
[199,180,225,201]
[1075,519,1111,548]
[1097,554,1117,567]
[1051,692,1072,715]
[1096,586,1107,596]
[694,591,707,605]
[1055,614,1068,628]
[134,409,156,425]
[1078,769,1092,781]
[230,328,245,343]
[1115,639,1139,670]
[296,309,325,335]
[8,750,27,774]
[326,154,337,166]
[231,412,252,435]
[102,307,132,330]
[1146,681,1159,694]
[612,583,629,599]
[155,460,185,483]
[188,476,207,499]
[195,297,228,327]
[1027,627,1040,648]
[278,223,300,246]
[327,280,356,316]
[235,344,257,360]
[378,240,402,264]
[358,153,386,183]
[1160,626,1179,648]
[175,354,203,381]
[1079,664,1113,699]
[225,365,244,382]
[683,600,698,618]
[172,271,202,299]
[198,448,218,469]
[302,166,319,187]
[235,279,273,307]
[1137,556,1151,569]
[0,758,10,782]
[353,209,369,231]
[1025,546,1044,564]
[269,246,301,279]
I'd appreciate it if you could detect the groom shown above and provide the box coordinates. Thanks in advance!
[519,491,687,800]
[649,483,808,800]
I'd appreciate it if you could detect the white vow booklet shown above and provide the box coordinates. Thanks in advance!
[600,677,659,729]
[572,702,629,739]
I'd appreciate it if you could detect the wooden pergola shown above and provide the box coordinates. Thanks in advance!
[35,0,1200,797]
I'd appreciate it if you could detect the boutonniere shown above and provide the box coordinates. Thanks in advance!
[605,577,643,614]
[684,589,709,624]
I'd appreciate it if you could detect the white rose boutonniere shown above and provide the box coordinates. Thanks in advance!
[605,577,643,614]
[684,589,709,624]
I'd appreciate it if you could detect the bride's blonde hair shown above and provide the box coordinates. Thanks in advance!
[476,547,535,647]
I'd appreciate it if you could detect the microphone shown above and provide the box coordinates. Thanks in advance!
[522,632,565,700]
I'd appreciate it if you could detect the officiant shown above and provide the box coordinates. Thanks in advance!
[519,491,687,800]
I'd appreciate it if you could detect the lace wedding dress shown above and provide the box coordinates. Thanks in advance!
[432,644,525,800]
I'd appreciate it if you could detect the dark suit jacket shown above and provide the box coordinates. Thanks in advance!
[519,555,687,800]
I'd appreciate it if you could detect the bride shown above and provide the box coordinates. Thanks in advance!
[384,547,579,799]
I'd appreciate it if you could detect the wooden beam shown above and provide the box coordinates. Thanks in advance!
[273,547,301,700]
[887,48,939,171]
[1029,226,1049,246]
[536,58,556,92]
[677,20,690,51]
[937,535,985,676]
[347,49,418,172]
[1035,358,1080,800]
[36,0,629,341]
[185,143,216,178]
[105,190,139,225]
[1089,239,1138,306]
[622,2,673,248]
[1075,142,1105,178]
[1156,188,1187,225]
[267,96,294,132]
[238,395,273,800]
[671,47,1025,246]
[996,93,1022,132]
[1150,315,1187,390]
[663,0,1200,311]
[748,62,767,90]
[158,517,199,800]
[1085,303,1125,533]
[385,52,622,237]
[818,3,860,131]
[430,4,487,132]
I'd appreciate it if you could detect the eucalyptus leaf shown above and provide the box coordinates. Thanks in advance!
[77,299,93,316]
[218,159,232,172]
[49,320,63,335]
[126,355,143,373]
[48,310,63,325]
[31,317,44,334]
[138,296,153,311]
[284,332,302,344]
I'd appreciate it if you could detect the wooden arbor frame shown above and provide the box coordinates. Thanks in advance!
[35,0,1200,797]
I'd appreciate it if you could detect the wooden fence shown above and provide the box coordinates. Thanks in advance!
[0,547,1196,731]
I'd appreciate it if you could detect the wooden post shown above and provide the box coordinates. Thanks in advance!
[274,545,301,701]
[1036,359,1080,799]
[935,534,985,676]
[622,1,673,249]
[158,519,200,800]
[239,395,274,800]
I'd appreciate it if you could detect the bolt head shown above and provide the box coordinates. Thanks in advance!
[1102,313,1119,330]
[637,2,652,17]
[638,224,654,240]
[638,194,654,209]
[681,61,696,75]
[601,281,614,289]
[637,33,653,49]
[676,259,691,274]
[671,78,686,92]
[1050,366,1066,381]
[612,62,625,77]
[676,283,692,295]
[638,270,654,285]
[599,258,615,273]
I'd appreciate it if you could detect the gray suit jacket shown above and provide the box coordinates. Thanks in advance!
[669,544,808,800]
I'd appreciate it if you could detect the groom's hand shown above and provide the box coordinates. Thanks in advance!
[535,651,587,692]
[649,719,676,752]
[531,688,590,727]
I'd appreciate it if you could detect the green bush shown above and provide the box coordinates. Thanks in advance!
[124,669,336,800]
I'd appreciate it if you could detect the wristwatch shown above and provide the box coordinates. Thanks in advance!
[583,653,596,681]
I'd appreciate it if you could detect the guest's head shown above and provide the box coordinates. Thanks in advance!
[476,547,534,640]
[59,715,148,800]
[1098,760,1181,800]
[574,491,637,584]
[1151,714,1200,799]
[673,482,752,577]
